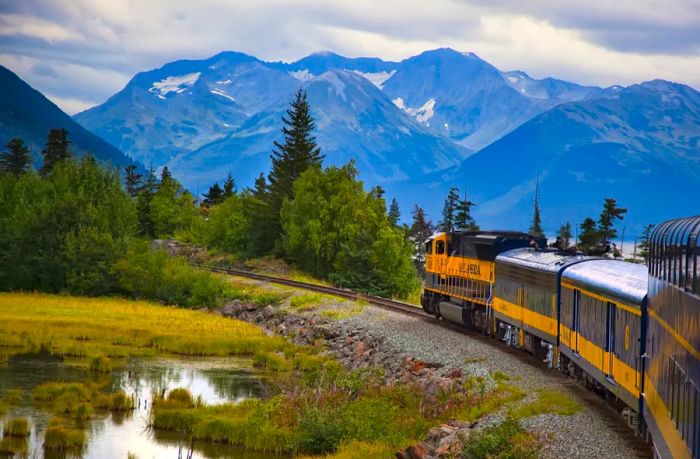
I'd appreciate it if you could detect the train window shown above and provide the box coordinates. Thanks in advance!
[436,240,445,255]
[426,241,433,255]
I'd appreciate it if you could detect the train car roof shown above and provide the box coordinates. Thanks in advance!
[562,259,648,306]
[496,248,591,273]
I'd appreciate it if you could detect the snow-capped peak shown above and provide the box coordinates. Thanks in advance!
[351,70,396,88]
[149,72,201,98]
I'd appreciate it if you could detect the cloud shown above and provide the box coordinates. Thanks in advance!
[0,0,698,114]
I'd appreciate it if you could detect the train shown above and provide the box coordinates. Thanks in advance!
[420,216,699,459]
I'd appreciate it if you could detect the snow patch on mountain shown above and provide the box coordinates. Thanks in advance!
[289,70,314,81]
[318,71,346,100]
[351,70,396,88]
[210,89,235,102]
[392,97,436,125]
[216,79,232,85]
[149,72,201,97]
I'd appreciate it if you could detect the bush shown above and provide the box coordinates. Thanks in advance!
[462,418,541,459]
[296,407,344,454]
[112,241,231,308]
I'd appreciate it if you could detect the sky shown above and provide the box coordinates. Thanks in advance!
[1,0,699,115]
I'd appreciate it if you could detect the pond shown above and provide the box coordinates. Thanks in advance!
[0,352,280,458]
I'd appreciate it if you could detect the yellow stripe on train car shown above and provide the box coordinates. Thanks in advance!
[644,375,692,459]
[493,296,556,337]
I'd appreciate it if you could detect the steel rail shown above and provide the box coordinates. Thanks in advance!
[197,264,428,318]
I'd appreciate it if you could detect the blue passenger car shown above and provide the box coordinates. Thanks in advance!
[646,216,700,459]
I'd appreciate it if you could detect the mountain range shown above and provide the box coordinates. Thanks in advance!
[4,47,699,236]
[0,65,136,169]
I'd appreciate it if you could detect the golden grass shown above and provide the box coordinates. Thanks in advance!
[0,292,290,362]
[510,388,582,418]
[298,440,395,458]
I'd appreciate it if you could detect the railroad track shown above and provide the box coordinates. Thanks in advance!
[199,264,428,318]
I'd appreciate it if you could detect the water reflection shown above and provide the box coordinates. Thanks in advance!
[0,353,279,458]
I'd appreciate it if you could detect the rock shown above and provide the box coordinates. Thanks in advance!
[262,305,274,318]
[406,442,434,459]
[353,341,366,356]
[343,336,353,345]
[311,324,334,340]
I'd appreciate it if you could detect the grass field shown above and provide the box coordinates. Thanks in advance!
[0,292,290,364]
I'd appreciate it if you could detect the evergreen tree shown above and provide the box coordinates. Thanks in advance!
[454,196,478,231]
[253,172,267,196]
[160,166,172,183]
[203,182,224,206]
[598,198,628,243]
[223,172,236,198]
[124,164,142,197]
[136,165,158,237]
[578,217,599,253]
[410,204,435,273]
[267,89,324,247]
[557,222,572,250]
[0,138,32,175]
[388,198,401,226]
[639,223,655,264]
[40,128,71,175]
[529,178,544,238]
[370,185,385,199]
[440,187,460,232]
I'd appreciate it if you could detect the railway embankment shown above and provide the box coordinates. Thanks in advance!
[215,278,650,459]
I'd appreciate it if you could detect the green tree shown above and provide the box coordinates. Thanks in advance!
[557,222,572,250]
[454,195,478,231]
[203,182,224,207]
[578,217,599,253]
[0,138,32,175]
[638,223,655,264]
[598,198,627,243]
[440,187,460,232]
[529,179,544,238]
[40,128,71,175]
[409,204,435,273]
[267,89,324,247]
[124,164,142,197]
[388,198,401,227]
[0,156,136,294]
[151,174,196,237]
[223,172,236,198]
[160,166,172,183]
[136,165,158,237]
[281,162,418,298]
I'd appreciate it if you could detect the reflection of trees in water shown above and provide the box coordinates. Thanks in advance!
[201,368,265,402]
[151,429,280,459]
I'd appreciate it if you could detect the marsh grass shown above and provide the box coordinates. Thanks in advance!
[88,356,113,373]
[2,418,30,437]
[0,293,291,364]
[511,389,582,418]
[44,423,86,450]
[3,389,22,404]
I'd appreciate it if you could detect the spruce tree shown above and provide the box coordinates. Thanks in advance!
[410,204,435,273]
[639,223,655,264]
[529,178,544,238]
[598,198,627,243]
[440,187,460,232]
[160,166,172,183]
[388,198,401,226]
[124,164,142,197]
[40,128,71,175]
[203,182,224,206]
[454,195,478,231]
[578,217,599,253]
[557,222,572,250]
[266,89,324,248]
[136,165,158,237]
[0,138,32,175]
[223,172,236,198]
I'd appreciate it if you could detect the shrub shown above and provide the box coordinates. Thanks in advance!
[3,418,30,437]
[296,407,344,454]
[167,388,195,408]
[462,418,541,459]
[112,241,231,308]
